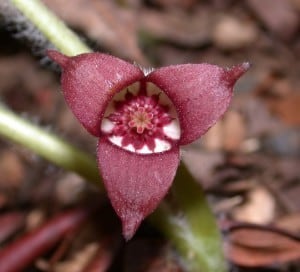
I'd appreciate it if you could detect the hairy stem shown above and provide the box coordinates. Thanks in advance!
[0,105,100,184]
[10,0,91,55]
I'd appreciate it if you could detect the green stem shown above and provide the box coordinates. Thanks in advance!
[0,105,100,185]
[10,0,91,55]
[151,164,226,271]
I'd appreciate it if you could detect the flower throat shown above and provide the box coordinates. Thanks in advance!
[101,81,180,154]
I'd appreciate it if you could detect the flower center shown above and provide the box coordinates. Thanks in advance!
[101,82,180,154]
[128,107,154,134]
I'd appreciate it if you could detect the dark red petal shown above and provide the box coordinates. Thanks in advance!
[146,63,250,145]
[47,50,144,136]
[97,138,180,240]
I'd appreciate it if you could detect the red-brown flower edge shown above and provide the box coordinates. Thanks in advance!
[47,50,250,240]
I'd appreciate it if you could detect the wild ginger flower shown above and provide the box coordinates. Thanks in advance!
[47,50,249,240]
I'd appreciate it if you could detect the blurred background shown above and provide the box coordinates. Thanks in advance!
[0,0,299,271]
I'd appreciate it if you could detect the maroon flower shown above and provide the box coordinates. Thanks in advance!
[47,50,249,240]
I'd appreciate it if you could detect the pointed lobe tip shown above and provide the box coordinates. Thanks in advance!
[46,50,70,68]
[122,214,143,241]
[242,62,251,70]
[225,62,251,86]
[239,62,251,75]
[97,139,180,241]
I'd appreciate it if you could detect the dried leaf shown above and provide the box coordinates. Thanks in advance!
[0,150,25,189]
[54,243,98,272]
[268,93,300,125]
[232,186,276,224]
[0,208,89,272]
[246,0,299,40]
[225,224,300,266]
[223,111,246,152]
[275,212,300,233]
[139,8,212,47]
[124,239,183,272]
[80,235,121,272]
[0,212,25,243]
[212,16,258,50]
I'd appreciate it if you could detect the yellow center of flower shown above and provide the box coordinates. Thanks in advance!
[128,107,154,134]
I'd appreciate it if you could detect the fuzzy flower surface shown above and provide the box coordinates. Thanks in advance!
[47,50,249,240]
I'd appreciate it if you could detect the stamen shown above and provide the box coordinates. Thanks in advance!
[100,81,181,154]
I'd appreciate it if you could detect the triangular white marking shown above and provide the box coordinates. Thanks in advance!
[154,139,171,153]
[136,145,153,154]
[163,120,180,140]
[101,119,114,133]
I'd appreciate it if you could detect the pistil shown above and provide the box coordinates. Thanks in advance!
[101,82,180,154]
[128,107,154,134]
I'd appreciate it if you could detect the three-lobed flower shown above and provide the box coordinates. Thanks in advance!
[47,50,249,240]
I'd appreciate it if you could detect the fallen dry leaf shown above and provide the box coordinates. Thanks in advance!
[268,93,300,125]
[212,15,258,50]
[202,110,246,152]
[202,121,223,151]
[246,0,299,40]
[124,239,183,272]
[232,186,276,224]
[146,0,198,10]
[0,150,25,189]
[224,224,300,267]
[139,7,213,48]
[0,212,25,243]
[275,212,300,233]
[223,111,246,152]
[54,243,99,272]
[80,235,121,272]
[182,148,224,189]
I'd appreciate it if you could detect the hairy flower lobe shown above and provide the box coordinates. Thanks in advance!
[47,50,249,240]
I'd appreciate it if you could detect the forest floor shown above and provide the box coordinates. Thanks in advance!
[0,0,299,271]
